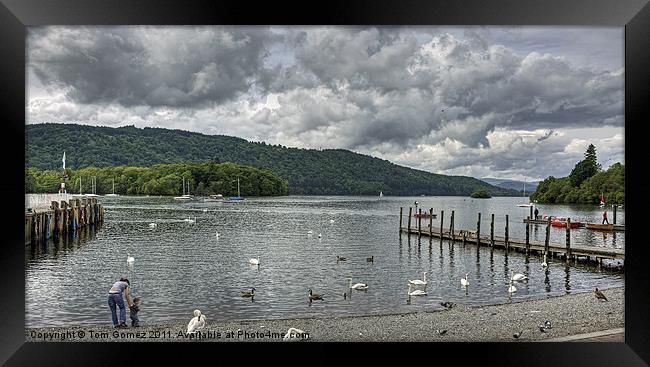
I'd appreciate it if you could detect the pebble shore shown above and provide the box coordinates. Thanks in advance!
[25,286,623,342]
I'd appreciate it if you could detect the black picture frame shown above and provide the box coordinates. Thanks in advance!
[2,0,649,364]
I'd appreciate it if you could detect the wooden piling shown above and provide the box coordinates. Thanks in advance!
[476,213,481,246]
[399,207,403,230]
[490,213,495,247]
[544,217,551,256]
[566,218,571,262]
[450,210,455,241]
[462,230,466,246]
[613,205,617,224]
[439,210,444,244]
[530,205,534,220]
[429,208,433,237]
[505,215,509,252]
[525,216,530,254]
[407,207,412,234]
[418,209,422,238]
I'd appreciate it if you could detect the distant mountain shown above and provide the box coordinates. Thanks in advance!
[26,123,520,196]
[481,178,539,192]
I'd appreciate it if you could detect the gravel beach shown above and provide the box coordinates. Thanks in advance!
[25,286,623,342]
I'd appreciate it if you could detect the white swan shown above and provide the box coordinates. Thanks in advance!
[409,271,427,286]
[249,257,260,266]
[283,327,308,342]
[541,254,548,268]
[186,309,206,334]
[348,278,368,290]
[407,284,427,296]
[184,217,196,224]
[330,219,335,224]
[508,281,517,293]
[126,254,134,264]
[460,273,469,287]
[148,222,157,228]
[511,270,527,281]
[202,208,208,212]
[307,230,313,235]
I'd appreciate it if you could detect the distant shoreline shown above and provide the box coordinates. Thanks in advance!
[25,286,623,342]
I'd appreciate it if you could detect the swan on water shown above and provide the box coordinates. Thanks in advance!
[186,309,206,334]
[184,217,196,224]
[407,284,427,296]
[507,281,517,293]
[409,271,427,286]
[148,223,157,228]
[126,254,135,264]
[249,257,260,266]
[460,273,469,287]
[283,327,308,342]
[541,254,548,268]
[330,219,335,224]
[511,270,527,281]
[348,278,368,290]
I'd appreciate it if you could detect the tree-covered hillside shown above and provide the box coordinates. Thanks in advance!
[26,123,519,196]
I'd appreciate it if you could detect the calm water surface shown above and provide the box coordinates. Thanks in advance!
[25,196,624,328]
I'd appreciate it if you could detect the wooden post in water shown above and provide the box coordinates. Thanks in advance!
[450,210,455,241]
[525,216,530,254]
[544,217,551,256]
[505,215,509,252]
[566,218,571,262]
[613,205,617,224]
[61,201,68,234]
[418,209,422,238]
[429,208,433,237]
[462,230,466,246]
[407,207,412,235]
[439,210,444,243]
[399,206,404,230]
[476,213,481,246]
[490,214,495,247]
[530,205,534,220]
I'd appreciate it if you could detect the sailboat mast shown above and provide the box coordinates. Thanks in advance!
[182,177,185,195]
[237,178,241,197]
[112,178,115,194]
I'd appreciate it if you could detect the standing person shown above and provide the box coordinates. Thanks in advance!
[602,210,609,224]
[130,297,142,327]
[108,277,132,328]
[534,207,539,220]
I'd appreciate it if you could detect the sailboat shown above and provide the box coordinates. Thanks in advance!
[379,191,383,198]
[599,193,605,208]
[174,177,193,201]
[227,178,245,202]
[517,178,534,207]
[105,178,119,197]
[85,176,100,197]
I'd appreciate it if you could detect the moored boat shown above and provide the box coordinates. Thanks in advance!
[586,223,614,231]
[551,218,581,229]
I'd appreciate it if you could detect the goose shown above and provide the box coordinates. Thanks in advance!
[594,287,608,301]
[538,325,547,333]
[409,271,427,286]
[541,254,548,268]
[126,254,135,264]
[513,331,523,339]
[241,288,255,298]
[348,278,368,290]
[460,273,469,287]
[436,329,448,336]
[249,257,260,266]
[440,301,455,309]
[283,327,307,342]
[407,284,427,296]
[343,292,347,300]
[544,320,552,329]
[186,309,206,334]
[148,222,157,229]
[507,281,517,293]
[308,288,324,301]
[336,256,347,262]
[511,270,527,281]
[366,256,374,262]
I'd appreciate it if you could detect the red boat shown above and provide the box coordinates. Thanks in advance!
[551,218,581,229]
[414,212,437,219]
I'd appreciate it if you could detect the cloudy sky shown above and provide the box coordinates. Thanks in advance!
[27,26,624,181]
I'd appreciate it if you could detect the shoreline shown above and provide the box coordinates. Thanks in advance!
[26,286,624,342]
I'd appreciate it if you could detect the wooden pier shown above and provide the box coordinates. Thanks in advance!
[25,197,105,245]
[399,207,624,264]
[522,218,625,232]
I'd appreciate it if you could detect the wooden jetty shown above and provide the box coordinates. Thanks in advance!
[25,197,105,245]
[523,218,624,232]
[399,207,624,264]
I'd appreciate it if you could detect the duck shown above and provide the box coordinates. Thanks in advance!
[186,309,206,334]
[318,233,322,239]
[241,288,256,298]
[440,301,455,309]
[249,257,260,266]
[541,254,548,268]
[366,256,374,262]
[594,287,608,301]
[409,271,427,286]
[307,230,313,235]
[283,327,307,342]
[511,270,527,281]
[544,320,552,329]
[507,281,517,293]
[126,254,135,264]
[436,329,448,336]
[343,292,347,300]
[460,273,469,287]
[513,331,523,339]
[348,278,368,290]
[336,256,347,262]
[308,288,324,301]
[407,284,427,296]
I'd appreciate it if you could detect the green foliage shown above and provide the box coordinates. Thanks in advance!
[25,161,289,197]
[470,189,492,198]
[26,123,519,196]
[568,144,601,187]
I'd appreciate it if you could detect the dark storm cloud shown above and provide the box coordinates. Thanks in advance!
[28,26,276,107]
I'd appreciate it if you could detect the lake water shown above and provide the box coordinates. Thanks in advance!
[25,196,624,328]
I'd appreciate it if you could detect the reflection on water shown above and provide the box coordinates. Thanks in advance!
[26,196,624,328]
